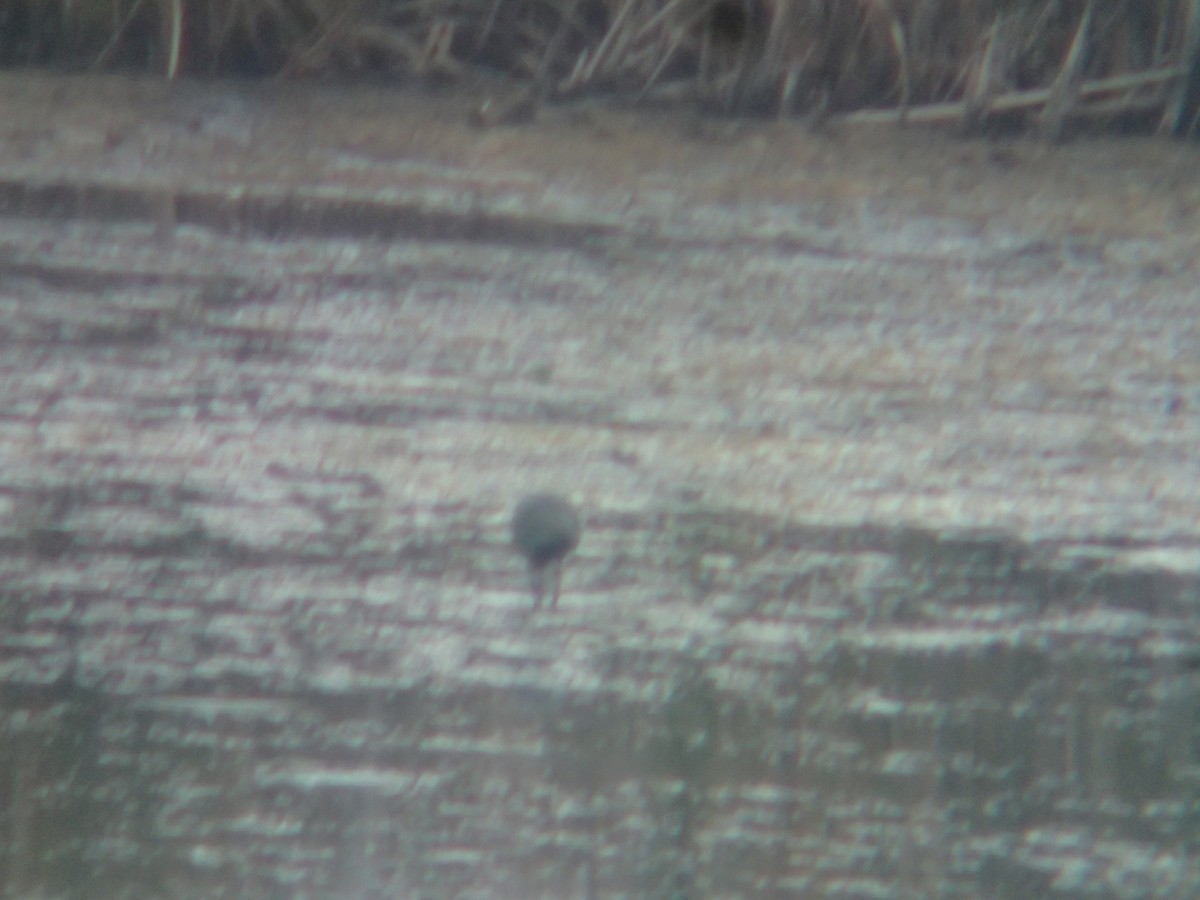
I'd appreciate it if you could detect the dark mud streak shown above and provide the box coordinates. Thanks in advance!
[0,176,1098,273]
[0,176,623,248]
[0,260,436,298]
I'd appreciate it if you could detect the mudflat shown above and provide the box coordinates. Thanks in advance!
[1,71,1198,898]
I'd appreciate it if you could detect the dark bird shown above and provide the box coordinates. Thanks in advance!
[512,492,581,610]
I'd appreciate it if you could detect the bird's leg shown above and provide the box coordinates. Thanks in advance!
[530,564,547,610]
[549,561,563,610]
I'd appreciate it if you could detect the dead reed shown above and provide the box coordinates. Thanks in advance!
[1,0,1197,134]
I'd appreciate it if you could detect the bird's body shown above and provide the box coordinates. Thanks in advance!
[512,493,581,609]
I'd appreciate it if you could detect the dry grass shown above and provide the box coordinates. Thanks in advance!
[0,0,1197,134]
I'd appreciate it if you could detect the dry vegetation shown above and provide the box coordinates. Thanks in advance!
[1,0,1198,134]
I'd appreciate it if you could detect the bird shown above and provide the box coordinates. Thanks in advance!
[511,492,581,610]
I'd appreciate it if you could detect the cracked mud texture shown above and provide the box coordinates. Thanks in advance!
[0,72,1199,898]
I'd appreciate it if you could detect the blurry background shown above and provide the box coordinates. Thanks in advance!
[1,3,1200,898]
